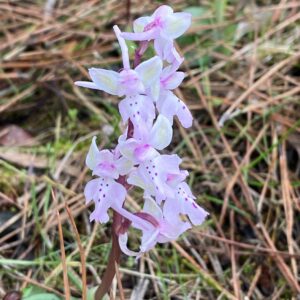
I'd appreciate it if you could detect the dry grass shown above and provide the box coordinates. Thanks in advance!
[0,0,300,299]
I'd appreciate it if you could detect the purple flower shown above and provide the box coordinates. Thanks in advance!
[86,137,133,178]
[118,95,155,129]
[119,197,191,256]
[127,154,188,203]
[150,63,193,128]
[75,26,162,97]
[84,177,126,223]
[117,114,173,163]
[157,90,193,128]
[164,182,209,226]
[121,5,191,64]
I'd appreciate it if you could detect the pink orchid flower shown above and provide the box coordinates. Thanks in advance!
[117,114,173,164]
[119,197,191,256]
[127,154,188,203]
[86,136,133,178]
[164,182,209,226]
[121,6,191,64]
[150,63,193,128]
[75,26,162,97]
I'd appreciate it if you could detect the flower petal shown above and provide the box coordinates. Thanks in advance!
[162,12,192,39]
[88,178,127,223]
[161,71,185,90]
[176,99,193,128]
[127,169,148,191]
[176,182,209,225]
[119,233,139,256]
[143,197,163,220]
[185,201,209,226]
[156,154,182,174]
[88,68,120,96]
[117,139,139,161]
[154,37,173,62]
[74,81,99,90]
[113,25,130,69]
[134,144,159,162]
[119,69,145,96]
[84,178,100,204]
[85,136,99,170]
[149,115,173,150]
[121,28,158,41]
[140,228,159,252]
[157,91,193,128]
[158,218,191,242]
[156,91,179,125]
[135,56,162,89]
[133,16,152,33]
[118,95,155,128]
[153,5,173,18]
[148,79,160,102]
[115,156,133,175]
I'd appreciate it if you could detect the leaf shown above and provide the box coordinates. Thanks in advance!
[184,6,208,18]
[23,293,61,300]
[214,0,228,23]
[22,286,62,300]
[184,6,212,26]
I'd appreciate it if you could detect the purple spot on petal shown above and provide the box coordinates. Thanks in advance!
[182,106,186,109]
[192,203,197,208]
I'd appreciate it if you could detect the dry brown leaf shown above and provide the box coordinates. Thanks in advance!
[0,125,36,146]
[0,150,48,168]
[0,149,79,176]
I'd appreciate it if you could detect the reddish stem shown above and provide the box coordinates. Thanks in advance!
[94,212,122,300]
[134,41,149,68]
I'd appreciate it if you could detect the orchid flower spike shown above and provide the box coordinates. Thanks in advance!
[75,5,208,259]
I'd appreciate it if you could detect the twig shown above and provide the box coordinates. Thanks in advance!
[65,203,87,300]
[55,199,71,299]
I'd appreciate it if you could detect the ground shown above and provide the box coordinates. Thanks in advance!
[0,0,300,299]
